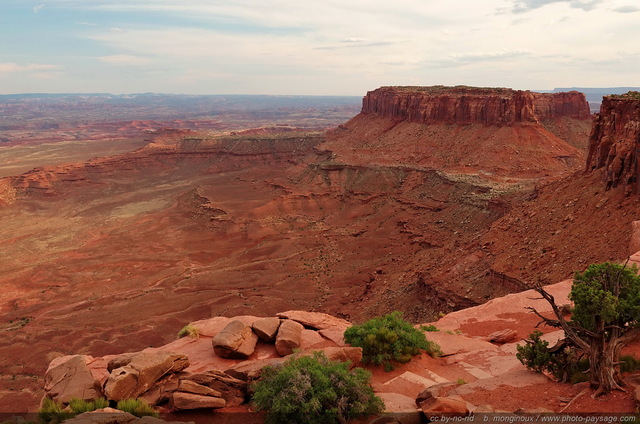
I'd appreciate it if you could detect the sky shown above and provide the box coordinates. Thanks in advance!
[0,0,638,96]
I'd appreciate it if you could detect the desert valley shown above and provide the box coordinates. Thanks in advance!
[1,86,640,421]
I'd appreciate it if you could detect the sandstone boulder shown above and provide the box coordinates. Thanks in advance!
[44,355,102,404]
[275,319,304,356]
[415,382,458,408]
[487,329,518,344]
[104,351,189,401]
[172,392,226,410]
[212,320,258,359]
[252,317,281,341]
[420,395,470,418]
[300,328,325,348]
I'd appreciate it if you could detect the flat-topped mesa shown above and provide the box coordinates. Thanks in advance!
[361,86,590,126]
[585,92,640,192]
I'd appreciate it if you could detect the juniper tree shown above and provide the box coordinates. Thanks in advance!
[529,262,640,396]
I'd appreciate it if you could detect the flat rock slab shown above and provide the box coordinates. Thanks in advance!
[429,280,572,333]
[190,316,261,338]
[173,391,226,410]
[376,392,422,413]
[425,332,500,357]
[178,379,222,397]
[277,310,350,331]
[454,368,549,397]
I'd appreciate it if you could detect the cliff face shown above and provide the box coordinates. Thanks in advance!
[585,92,640,192]
[361,86,590,126]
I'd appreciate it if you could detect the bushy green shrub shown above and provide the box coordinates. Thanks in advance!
[252,352,384,424]
[420,324,439,332]
[39,397,110,423]
[516,331,583,382]
[344,311,441,371]
[177,324,199,339]
[68,397,109,413]
[620,355,640,373]
[38,398,73,424]
[115,399,158,418]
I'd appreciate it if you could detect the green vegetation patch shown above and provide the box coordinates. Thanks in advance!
[344,311,442,371]
[252,352,383,424]
[116,398,158,418]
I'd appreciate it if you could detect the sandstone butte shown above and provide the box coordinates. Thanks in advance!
[322,86,592,179]
[2,87,640,420]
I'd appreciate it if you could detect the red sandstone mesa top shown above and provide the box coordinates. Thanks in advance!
[361,86,590,126]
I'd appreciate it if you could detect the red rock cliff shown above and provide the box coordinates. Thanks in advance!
[585,92,640,192]
[361,86,590,126]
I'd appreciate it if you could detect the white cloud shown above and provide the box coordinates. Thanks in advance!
[98,55,150,65]
[613,5,640,13]
[0,63,61,73]
[3,0,640,94]
[32,4,45,14]
[511,0,603,13]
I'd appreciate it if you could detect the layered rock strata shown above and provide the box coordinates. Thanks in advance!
[585,92,640,192]
[361,86,590,126]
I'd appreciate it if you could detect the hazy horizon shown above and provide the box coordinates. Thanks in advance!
[1,0,639,96]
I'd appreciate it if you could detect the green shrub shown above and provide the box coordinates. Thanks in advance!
[620,355,640,373]
[344,311,441,371]
[516,331,582,382]
[39,397,110,423]
[68,397,109,414]
[116,399,158,418]
[252,352,384,424]
[38,398,73,424]
[177,324,199,339]
[420,324,439,332]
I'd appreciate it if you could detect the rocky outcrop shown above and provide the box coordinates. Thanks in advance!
[361,86,590,126]
[585,92,640,192]
[104,352,189,402]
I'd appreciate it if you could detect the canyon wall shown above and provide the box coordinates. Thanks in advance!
[361,86,590,126]
[585,92,640,192]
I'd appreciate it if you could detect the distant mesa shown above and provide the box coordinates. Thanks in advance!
[323,85,592,180]
[362,85,591,126]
